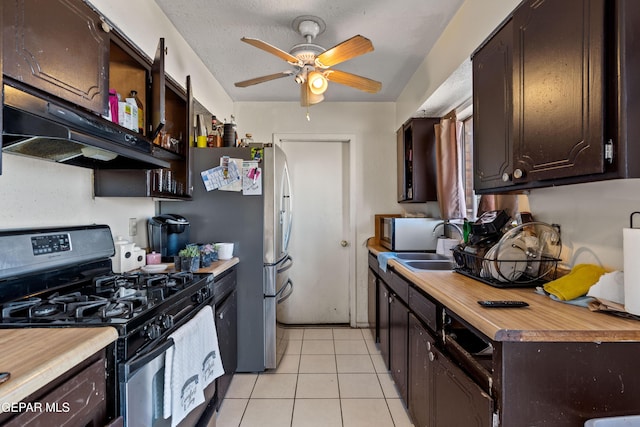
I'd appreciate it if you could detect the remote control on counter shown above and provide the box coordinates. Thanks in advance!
[477,300,529,308]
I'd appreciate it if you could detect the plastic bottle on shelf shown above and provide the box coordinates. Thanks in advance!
[129,90,144,134]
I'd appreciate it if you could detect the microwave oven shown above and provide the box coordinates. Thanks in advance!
[380,217,441,251]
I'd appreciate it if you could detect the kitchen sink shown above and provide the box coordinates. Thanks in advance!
[395,252,450,261]
[400,260,455,271]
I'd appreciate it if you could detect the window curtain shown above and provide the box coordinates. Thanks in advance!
[477,194,520,220]
[435,118,467,220]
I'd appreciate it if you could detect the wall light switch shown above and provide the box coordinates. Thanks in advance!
[129,218,137,236]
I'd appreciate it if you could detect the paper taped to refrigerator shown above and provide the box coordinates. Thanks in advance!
[200,159,240,191]
[219,158,244,192]
[242,161,262,195]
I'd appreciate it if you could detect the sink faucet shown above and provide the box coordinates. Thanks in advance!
[432,220,463,239]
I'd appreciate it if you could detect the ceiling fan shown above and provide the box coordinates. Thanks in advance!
[234,15,382,106]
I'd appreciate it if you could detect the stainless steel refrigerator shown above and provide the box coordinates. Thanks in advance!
[159,146,293,371]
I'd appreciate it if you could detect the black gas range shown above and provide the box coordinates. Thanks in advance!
[0,224,217,426]
[0,225,213,357]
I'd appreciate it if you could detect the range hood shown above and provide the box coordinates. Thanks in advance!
[2,83,169,170]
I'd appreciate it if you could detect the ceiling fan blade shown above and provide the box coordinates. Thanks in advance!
[235,71,293,88]
[315,35,374,68]
[241,37,302,66]
[325,69,382,93]
[300,83,324,107]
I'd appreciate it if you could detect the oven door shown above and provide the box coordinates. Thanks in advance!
[119,338,216,427]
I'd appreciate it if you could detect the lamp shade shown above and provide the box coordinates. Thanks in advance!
[308,71,328,95]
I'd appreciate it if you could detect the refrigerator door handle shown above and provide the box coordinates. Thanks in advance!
[277,255,293,274]
[276,279,293,304]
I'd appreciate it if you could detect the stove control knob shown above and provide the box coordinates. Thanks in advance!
[146,323,161,340]
[161,315,174,329]
[193,290,204,304]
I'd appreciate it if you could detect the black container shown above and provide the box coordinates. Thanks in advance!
[223,123,236,147]
[148,214,190,261]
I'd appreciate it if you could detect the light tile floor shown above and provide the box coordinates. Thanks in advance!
[216,327,415,427]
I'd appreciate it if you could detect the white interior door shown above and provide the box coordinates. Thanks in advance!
[278,138,351,324]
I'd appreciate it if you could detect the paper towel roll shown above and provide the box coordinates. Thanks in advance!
[436,238,459,259]
[623,228,640,315]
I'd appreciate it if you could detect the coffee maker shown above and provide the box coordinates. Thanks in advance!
[148,214,190,261]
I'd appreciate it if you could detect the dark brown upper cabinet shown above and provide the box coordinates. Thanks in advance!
[3,0,109,115]
[472,19,514,192]
[397,117,439,203]
[512,0,605,183]
[472,0,640,194]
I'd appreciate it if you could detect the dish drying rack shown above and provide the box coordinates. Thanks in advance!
[452,221,563,288]
[453,247,560,288]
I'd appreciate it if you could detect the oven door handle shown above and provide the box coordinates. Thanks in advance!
[120,339,175,380]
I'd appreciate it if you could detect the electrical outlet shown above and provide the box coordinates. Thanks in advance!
[129,218,137,236]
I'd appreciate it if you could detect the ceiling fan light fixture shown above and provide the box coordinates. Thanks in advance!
[308,71,328,95]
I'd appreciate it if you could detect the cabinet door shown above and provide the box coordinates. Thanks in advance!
[431,345,493,427]
[378,282,390,369]
[408,314,435,427]
[397,118,438,203]
[512,0,605,182]
[368,267,378,341]
[472,20,513,191]
[215,289,237,409]
[150,38,166,140]
[3,0,109,115]
[390,293,409,402]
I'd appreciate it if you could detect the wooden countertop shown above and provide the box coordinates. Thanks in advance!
[369,245,640,342]
[196,257,239,276]
[0,327,118,411]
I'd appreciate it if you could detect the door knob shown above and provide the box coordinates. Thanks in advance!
[340,240,349,247]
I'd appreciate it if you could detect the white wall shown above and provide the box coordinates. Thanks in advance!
[528,180,640,271]
[234,101,397,326]
[0,154,153,246]
[396,0,520,129]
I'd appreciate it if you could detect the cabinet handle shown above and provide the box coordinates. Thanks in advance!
[99,18,111,33]
[513,168,524,179]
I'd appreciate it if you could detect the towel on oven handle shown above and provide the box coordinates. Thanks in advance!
[163,305,225,427]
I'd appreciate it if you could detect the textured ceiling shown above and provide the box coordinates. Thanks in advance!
[153,0,464,104]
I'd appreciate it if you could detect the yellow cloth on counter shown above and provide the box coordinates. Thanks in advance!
[543,264,607,301]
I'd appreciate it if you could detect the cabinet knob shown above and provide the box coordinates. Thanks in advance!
[501,172,511,182]
[426,341,431,351]
[99,18,111,33]
[428,352,436,362]
[513,168,524,179]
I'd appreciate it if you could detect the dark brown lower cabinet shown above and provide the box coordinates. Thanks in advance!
[409,314,493,427]
[378,282,390,368]
[215,288,237,410]
[408,313,435,427]
[431,343,493,427]
[1,352,110,427]
[389,293,409,403]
